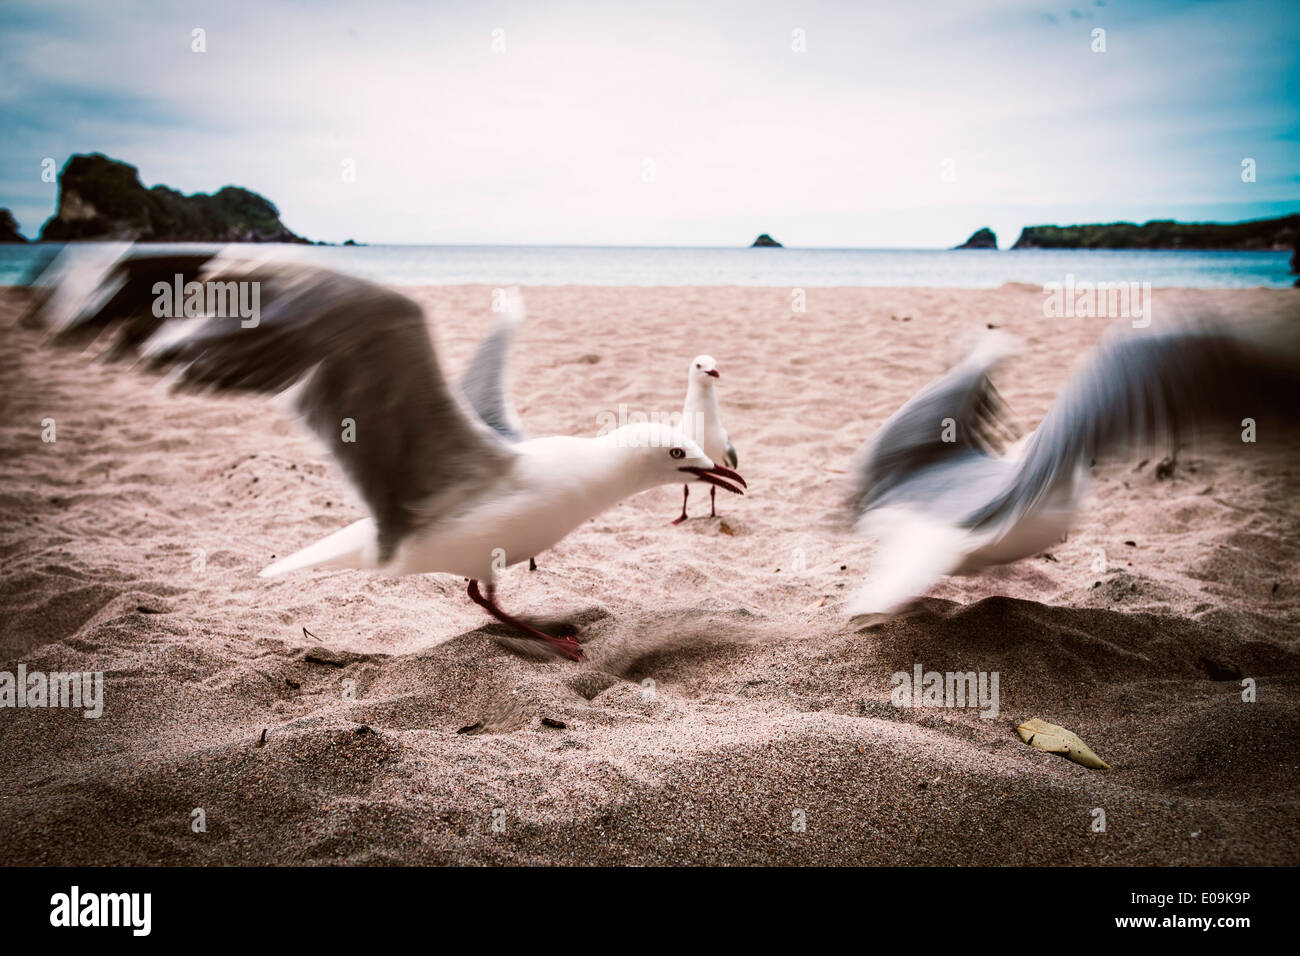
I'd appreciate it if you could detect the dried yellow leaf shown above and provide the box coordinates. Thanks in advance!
[1017,717,1110,769]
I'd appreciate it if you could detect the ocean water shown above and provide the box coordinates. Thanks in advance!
[0,243,1293,288]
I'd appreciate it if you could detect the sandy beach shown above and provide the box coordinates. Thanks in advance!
[1,281,1297,866]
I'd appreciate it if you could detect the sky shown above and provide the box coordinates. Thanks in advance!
[1,0,1297,247]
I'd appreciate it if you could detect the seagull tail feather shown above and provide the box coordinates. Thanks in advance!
[846,509,969,618]
[259,518,379,577]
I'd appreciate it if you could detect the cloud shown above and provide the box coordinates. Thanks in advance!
[0,0,1295,245]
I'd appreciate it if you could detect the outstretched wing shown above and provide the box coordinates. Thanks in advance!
[966,314,1300,533]
[847,332,1018,519]
[26,249,515,562]
[459,287,527,442]
[27,246,217,354]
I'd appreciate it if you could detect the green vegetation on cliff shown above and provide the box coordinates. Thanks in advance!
[1011,215,1297,250]
[39,153,307,243]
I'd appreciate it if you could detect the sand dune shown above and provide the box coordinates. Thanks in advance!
[1,283,1297,865]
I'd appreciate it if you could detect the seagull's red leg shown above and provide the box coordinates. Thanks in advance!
[709,485,717,518]
[467,579,583,661]
[671,483,690,525]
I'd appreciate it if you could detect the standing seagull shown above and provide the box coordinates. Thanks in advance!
[843,316,1299,619]
[674,354,740,524]
[24,250,746,661]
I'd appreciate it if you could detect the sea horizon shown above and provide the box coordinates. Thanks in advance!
[2,242,1293,289]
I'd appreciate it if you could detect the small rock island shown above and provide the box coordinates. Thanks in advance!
[954,227,997,249]
[750,233,783,247]
[38,153,309,243]
[0,209,27,243]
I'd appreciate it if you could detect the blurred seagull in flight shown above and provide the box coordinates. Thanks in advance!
[674,353,742,523]
[25,249,746,661]
[844,315,1300,620]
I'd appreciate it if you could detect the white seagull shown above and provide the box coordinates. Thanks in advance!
[674,353,740,524]
[844,315,1299,620]
[26,250,746,661]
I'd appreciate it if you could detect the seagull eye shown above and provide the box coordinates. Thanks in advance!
[669,447,685,459]
[695,364,701,368]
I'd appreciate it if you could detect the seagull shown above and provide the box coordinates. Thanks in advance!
[674,354,740,524]
[24,249,746,661]
[843,315,1299,620]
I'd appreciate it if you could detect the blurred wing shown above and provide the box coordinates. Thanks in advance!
[848,332,1017,519]
[27,252,515,561]
[459,287,526,442]
[27,246,217,354]
[846,510,970,619]
[21,242,133,331]
[966,316,1300,533]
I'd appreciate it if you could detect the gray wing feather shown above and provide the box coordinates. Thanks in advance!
[724,438,738,469]
[459,289,526,442]
[848,335,1017,518]
[966,316,1300,532]
[27,249,217,353]
[30,253,514,562]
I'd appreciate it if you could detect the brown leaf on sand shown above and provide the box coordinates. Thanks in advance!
[1016,718,1110,769]
[806,595,827,610]
[718,522,735,536]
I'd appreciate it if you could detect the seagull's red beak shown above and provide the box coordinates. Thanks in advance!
[706,368,720,378]
[679,465,746,495]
